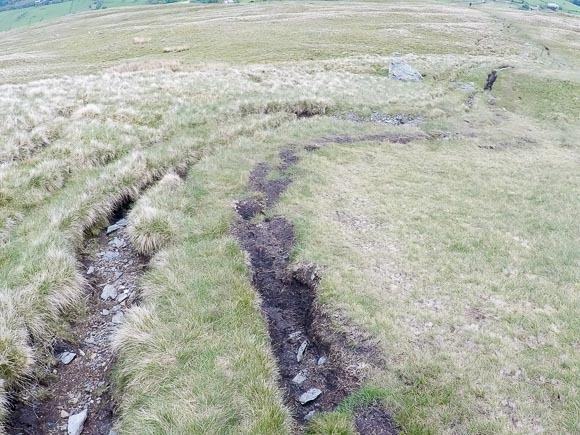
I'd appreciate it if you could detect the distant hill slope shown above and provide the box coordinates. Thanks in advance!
[0,0,174,32]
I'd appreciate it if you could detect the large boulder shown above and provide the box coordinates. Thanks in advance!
[388,60,422,81]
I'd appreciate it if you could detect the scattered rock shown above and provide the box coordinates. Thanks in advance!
[289,331,302,340]
[344,111,422,126]
[451,82,476,92]
[388,59,422,81]
[59,352,76,365]
[317,356,327,366]
[461,82,476,91]
[297,340,308,362]
[87,266,95,275]
[116,218,128,227]
[109,238,125,249]
[116,293,129,303]
[305,410,316,421]
[103,251,120,261]
[85,336,96,345]
[101,309,110,316]
[67,409,88,435]
[60,410,69,419]
[111,312,125,324]
[106,224,120,235]
[298,388,322,405]
[292,371,307,385]
[100,285,118,300]
[113,271,123,281]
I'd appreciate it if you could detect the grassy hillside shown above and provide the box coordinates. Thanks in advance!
[0,0,150,32]
[0,1,578,434]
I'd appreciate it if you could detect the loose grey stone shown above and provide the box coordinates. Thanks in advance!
[305,410,316,421]
[100,285,117,300]
[87,266,95,275]
[297,340,308,362]
[461,82,476,92]
[109,238,125,249]
[317,356,327,366]
[116,293,129,303]
[59,352,76,365]
[298,388,322,405]
[289,331,301,340]
[101,309,109,316]
[292,371,307,385]
[116,218,128,227]
[103,251,120,261]
[106,224,120,235]
[67,409,87,435]
[85,336,96,345]
[112,311,125,324]
[388,59,422,81]
[113,271,123,281]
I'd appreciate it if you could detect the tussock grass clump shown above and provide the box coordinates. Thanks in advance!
[162,45,189,53]
[71,103,102,120]
[132,36,151,45]
[241,99,332,118]
[306,412,355,435]
[128,206,177,257]
[0,300,33,387]
[107,60,183,73]
[128,173,183,256]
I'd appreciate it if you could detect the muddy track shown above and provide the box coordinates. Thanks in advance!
[8,213,145,435]
[234,147,398,432]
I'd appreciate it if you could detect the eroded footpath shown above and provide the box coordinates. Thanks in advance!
[234,147,398,433]
[9,217,145,435]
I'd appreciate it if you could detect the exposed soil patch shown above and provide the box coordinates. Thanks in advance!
[235,149,298,221]
[8,220,146,435]
[233,148,395,431]
[355,404,398,435]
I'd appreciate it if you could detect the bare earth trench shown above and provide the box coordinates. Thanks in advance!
[9,218,145,435]
[234,145,398,433]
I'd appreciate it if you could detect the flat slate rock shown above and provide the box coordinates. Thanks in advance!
[59,352,77,365]
[103,251,120,261]
[67,409,88,435]
[388,60,422,81]
[111,311,125,324]
[296,340,308,362]
[298,388,322,405]
[100,284,118,300]
[292,371,307,385]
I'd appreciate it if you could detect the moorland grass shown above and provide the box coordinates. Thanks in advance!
[0,1,578,433]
